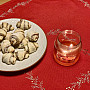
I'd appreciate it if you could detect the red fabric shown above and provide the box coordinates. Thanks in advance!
[0,0,90,90]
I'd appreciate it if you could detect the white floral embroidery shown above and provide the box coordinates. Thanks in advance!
[25,71,45,90]
[0,0,32,17]
[66,71,90,90]
[78,0,90,8]
[81,49,90,56]
[47,29,61,35]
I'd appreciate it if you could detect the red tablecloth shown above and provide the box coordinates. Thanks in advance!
[0,0,90,90]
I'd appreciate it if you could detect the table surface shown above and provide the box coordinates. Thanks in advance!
[0,0,90,90]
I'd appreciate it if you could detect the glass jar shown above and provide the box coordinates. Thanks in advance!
[54,30,82,66]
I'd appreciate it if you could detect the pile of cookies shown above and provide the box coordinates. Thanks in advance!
[0,19,39,65]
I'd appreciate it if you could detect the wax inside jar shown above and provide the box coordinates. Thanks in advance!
[54,40,81,66]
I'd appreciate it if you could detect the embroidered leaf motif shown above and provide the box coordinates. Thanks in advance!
[26,71,45,90]
[66,71,90,90]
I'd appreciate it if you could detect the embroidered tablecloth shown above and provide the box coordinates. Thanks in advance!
[0,0,90,90]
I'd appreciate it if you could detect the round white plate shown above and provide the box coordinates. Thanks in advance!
[0,18,47,72]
